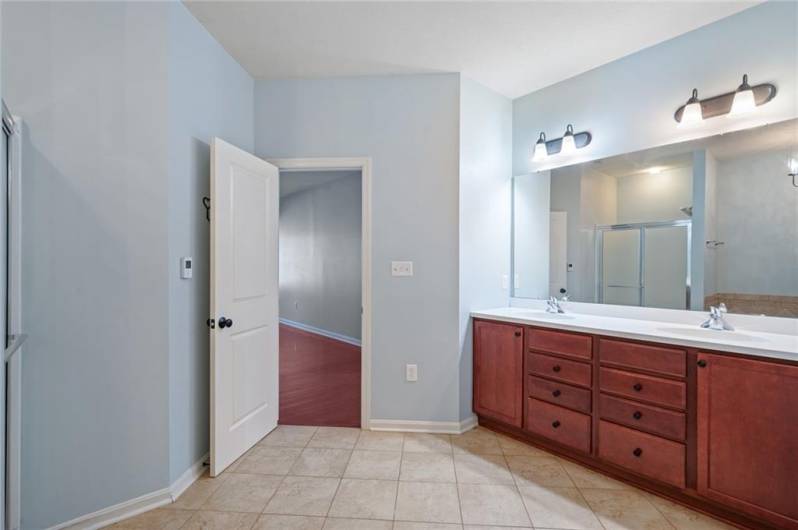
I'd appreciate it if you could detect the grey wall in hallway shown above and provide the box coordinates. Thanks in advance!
[2,3,171,527]
[279,171,362,340]
[255,74,462,422]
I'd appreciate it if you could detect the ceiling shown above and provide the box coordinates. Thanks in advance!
[280,169,361,198]
[185,1,758,99]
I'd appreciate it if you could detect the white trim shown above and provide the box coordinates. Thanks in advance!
[280,318,361,347]
[169,453,209,501]
[49,489,172,530]
[5,116,23,530]
[50,453,208,530]
[269,157,373,430]
[368,415,478,434]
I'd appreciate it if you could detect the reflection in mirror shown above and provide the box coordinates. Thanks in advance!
[513,119,798,317]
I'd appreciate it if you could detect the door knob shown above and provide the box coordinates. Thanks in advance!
[218,317,233,329]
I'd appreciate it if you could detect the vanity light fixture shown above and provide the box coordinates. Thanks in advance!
[674,74,776,125]
[530,124,592,162]
[789,158,798,188]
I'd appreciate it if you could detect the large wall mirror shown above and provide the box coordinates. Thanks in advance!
[513,118,798,317]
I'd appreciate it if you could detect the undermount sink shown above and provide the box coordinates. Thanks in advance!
[656,326,764,343]
[516,310,575,320]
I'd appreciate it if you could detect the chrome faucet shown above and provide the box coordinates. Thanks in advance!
[545,296,565,314]
[701,303,734,331]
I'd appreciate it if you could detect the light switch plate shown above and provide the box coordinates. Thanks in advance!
[502,275,509,290]
[392,261,414,277]
[406,364,418,382]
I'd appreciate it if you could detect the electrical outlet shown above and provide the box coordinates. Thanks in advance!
[406,364,418,382]
[501,274,509,290]
[392,261,414,277]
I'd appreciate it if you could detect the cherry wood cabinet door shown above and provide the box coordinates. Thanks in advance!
[697,353,798,528]
[473,320,524,427]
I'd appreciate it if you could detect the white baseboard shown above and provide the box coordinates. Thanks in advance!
[53,453,208,530]
[53,489,172,530]
[170,452,209,501]
[280,318,362,347]
[368,415,478,434]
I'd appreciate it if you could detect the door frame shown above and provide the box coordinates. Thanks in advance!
[268,157,373,429]
[2,102,22,530]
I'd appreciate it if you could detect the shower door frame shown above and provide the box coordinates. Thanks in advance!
[595,219,692,309]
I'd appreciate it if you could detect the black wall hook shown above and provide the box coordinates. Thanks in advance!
[202,197,211,222]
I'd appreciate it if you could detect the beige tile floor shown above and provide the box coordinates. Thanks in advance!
[111,426,736,530]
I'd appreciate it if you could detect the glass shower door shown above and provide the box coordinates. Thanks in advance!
[601,228,642,306]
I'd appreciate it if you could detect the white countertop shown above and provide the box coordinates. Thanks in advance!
[471,307,798,363]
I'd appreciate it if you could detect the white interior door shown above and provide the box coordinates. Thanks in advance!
[549,211,568,298]
[211,138,279,476]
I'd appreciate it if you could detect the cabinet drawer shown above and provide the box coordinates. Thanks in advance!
[600,367,686,410]
[599,394,686,441]
[599,339,686,378]
[528,352,592,388]
[526,398,591,453]
[527,328,592,360]
[528,375,591,414]
[599,420,685,488]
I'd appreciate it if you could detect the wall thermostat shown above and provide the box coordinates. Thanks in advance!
[181,257,193,279]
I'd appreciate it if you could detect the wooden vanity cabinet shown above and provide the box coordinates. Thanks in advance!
[473,320,524,427]
[473,318,798,530]
[697,353,798,528]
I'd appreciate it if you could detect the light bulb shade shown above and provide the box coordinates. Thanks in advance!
[532,132,547,161]
[729,88,756,115]
[678,89,703,127]
[729,75,756,115]
[789,158,798,175]
[679,102,703,126]
[560,125,576,155]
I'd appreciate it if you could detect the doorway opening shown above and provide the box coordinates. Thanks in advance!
[272,158,372,429]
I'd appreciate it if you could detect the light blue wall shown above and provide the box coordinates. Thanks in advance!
[255,75,462,422]
[1,3,171,528]
[513,1,798,176]
[458,78,513,421]
[2,1,255,526]
[166,1,254,484]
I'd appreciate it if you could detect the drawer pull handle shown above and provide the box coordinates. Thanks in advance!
[633,411,643,420]
[552,420,561,429]
[697,359,707,368]
[514,331,522,337]
[633,383,643,392]
[633,447,643,457]
[552,365,562,373]
[552,389,561,397]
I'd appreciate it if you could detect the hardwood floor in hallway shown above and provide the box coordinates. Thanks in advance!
[279,324,361,428]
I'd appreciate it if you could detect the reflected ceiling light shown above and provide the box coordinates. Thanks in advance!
[729,74,757,115]
[678,89,703,127]
[560,125,577,155]
[532,132,548,161]
[647,166,664,175]
[674,74,776,125]
[530,124,591,162]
